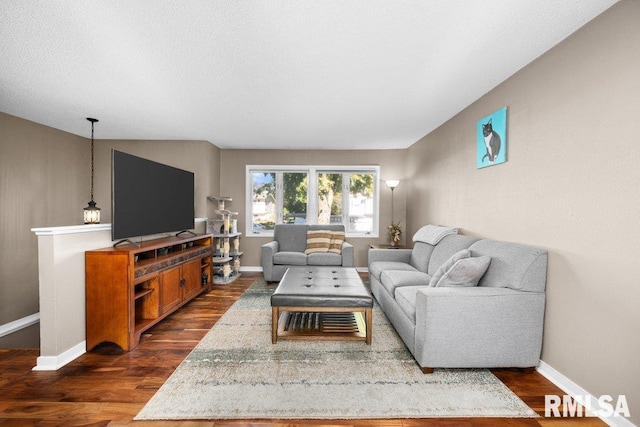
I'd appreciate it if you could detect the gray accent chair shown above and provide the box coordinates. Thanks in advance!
[262,224,354,283]
[368,233,547,373]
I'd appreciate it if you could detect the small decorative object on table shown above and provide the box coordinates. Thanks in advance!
[387,221,402,246]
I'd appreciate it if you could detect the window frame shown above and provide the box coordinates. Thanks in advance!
[246,165,380,238]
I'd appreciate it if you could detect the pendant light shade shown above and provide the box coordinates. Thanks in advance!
[84,117,100,224]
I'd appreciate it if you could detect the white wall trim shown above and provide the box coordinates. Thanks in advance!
[537,361,635,427]
[33,341,86,371]
[0,313,40,338]
[31,223,112,236]
[31,218,207,237]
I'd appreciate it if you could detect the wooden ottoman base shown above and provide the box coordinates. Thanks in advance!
[272,306,372,345]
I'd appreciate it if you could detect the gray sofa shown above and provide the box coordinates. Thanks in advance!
[368,229,547,373]
[262,224,354,282]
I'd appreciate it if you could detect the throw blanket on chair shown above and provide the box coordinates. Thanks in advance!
[412,225,458,245]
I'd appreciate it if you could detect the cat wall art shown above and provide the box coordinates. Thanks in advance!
[477,107,507,168]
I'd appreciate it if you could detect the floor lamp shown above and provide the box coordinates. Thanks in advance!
[386,179,400,224]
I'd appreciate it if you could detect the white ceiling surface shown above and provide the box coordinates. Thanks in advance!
[0,1,617,150]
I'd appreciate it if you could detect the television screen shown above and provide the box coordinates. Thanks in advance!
[112,150,195,240]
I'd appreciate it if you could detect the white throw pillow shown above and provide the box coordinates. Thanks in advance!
[428,249,471,287]
[434,256,492,288]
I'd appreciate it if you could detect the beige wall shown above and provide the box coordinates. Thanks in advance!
[406,1,639,422]
[0,114,221,348]
[93,139,221,224]
[0,112,90,348]
[220,149,407,267]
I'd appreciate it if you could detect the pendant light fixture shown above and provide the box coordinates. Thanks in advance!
[83,117,101,224]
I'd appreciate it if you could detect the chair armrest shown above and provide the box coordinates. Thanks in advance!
[261,241,279,281]
[341,241,354,267]
[414,287,545,368]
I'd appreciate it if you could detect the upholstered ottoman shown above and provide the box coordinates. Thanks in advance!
[271,267,373,344]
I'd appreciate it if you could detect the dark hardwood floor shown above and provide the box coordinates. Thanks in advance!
[0,273,604,426]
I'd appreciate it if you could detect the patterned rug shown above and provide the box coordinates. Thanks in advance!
[136,279,537,420]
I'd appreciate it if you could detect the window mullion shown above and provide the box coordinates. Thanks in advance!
[276,172,284,224]
[308,168,318,224]
[342,173,349,229]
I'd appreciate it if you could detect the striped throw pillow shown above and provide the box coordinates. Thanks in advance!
[304,230,332,254]
[328,231,345,254]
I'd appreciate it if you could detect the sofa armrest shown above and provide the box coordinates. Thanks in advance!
[261,241,279,281]
[341,241,354,267]
[414,286,545,369]
[367,248,412,265]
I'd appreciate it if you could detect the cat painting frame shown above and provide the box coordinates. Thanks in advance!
[477,107,507,169]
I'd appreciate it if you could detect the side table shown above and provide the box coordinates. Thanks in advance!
[369,244,410,250]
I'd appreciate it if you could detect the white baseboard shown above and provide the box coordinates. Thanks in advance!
[0,313,40,338]
[537,361,635,427]
[33,341,86,371]
[240,266,263,272]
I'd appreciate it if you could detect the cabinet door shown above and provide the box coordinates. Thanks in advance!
[160,266,182,314]
[181,259,202,301]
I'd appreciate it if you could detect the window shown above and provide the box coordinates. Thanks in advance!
[247,166,379,237]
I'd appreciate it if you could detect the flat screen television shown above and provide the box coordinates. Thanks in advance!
[112,150,195,241]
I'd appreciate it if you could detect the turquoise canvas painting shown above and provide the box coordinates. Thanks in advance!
[477,107,507,168]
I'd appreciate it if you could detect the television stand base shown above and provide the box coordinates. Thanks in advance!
[113,239,140,248]
[176,230,197,238]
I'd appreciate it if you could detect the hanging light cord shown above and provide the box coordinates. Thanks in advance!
[90,120,95,201]
[87,117,98,202]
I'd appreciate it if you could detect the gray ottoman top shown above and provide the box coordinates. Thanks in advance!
[271,267,373,308]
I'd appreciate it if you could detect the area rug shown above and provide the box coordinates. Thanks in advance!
[136,279,537,420]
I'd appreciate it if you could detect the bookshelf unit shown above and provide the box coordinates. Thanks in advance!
[85,233,213,351]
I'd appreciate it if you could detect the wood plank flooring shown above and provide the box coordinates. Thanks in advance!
[0,273,605,426]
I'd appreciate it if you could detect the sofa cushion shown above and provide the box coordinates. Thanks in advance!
[427,235,480,276]
[369,261,417,282]
[304,230,332,254]
[469,239,548,292]
[434,256,491,287]
[273,251,307,266]
[395,285,431,322]
[328,230,345,254]
[429,249,471,286]
[409,242,436,273]
[307,252,342,266]
[275,224,309,252]
[380,270,431,297]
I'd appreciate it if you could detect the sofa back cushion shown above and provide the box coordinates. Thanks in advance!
[274,224,346,253]
[409,242,435,272]
[274,224,309,252]
[427,235,480,276]
[469,239,547,292]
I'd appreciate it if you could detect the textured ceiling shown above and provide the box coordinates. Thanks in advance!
[0,1,617,149]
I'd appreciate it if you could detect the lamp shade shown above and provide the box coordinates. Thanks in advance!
[386,179,400,189]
